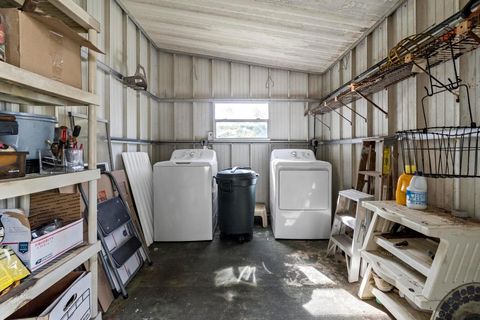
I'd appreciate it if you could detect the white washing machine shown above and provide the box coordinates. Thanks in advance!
[153,149,218,241]
[270,149,332,239]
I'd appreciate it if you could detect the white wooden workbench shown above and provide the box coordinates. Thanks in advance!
[358,201,480,320]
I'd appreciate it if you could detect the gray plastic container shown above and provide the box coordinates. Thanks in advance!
[0,111,56,160]
[216,167,258,241]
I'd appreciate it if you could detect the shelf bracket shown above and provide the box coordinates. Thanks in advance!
[336,98,368,123]
[325,102,352,126]
[468,30,480,44]
[354,90,389,118]
[413,58,459,98]
[314,116,331,130]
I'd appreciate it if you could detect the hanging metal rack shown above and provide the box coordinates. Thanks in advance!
[306,0,480,120]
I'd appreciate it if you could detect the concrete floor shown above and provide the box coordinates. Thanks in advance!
[105,225,391,320]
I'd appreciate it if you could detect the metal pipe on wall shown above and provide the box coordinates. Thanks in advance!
[110,137,309,145]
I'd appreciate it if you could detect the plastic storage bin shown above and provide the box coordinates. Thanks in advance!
[216,167,258,241]
[0,151,27,179]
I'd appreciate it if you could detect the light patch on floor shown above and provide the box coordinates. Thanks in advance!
[286,251,312,264]
[303,288,389,318]
[214,266,257,287]
[296,265,335,286]
[262,261,273,274]
[216,290,238,302]
[284,263,335,287]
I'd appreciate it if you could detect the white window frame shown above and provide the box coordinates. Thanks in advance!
[213,102,270,141]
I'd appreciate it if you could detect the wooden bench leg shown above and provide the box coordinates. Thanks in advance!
[261,211,268,228]
[358,264,375,299]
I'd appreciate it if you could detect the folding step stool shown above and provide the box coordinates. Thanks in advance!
[326,189,374,282]
[79,171,152,298]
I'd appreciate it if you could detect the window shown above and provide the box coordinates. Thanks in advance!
[214,103,269,139]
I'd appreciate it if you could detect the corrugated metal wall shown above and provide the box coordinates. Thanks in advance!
[100,0,313,209]
[314,0,480,218]
[4,0,477,215]
[0,0,312,206]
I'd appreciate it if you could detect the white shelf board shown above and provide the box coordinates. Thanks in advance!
[0,169,100,200]
[0,0,100,32]
[331,234,353,256]
[371,288,431,320]
[0,242,101,319]
[0,62,100,106]
[375,236,438,276]
[336,211,356,230]
[339,189,374,202]
[362,250,438,310]
[363,200,480,237]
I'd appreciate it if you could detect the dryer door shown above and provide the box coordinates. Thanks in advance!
[278,169,329,210]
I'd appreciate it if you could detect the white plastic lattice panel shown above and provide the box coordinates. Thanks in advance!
[121,152,154,246]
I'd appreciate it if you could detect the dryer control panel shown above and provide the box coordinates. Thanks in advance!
[271,149,315,161]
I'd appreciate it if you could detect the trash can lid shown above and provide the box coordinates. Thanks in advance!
[216,167,258,180]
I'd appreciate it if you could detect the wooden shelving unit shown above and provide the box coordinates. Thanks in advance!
[0,2,101,319]
[359,201,480,319]
[0,170,100,200]
[0,62,100,106]
[0,243,101,316]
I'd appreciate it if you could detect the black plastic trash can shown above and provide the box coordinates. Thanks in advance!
[216,167,258,241]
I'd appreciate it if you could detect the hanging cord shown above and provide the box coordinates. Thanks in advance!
[265,74,274,89]
[192,64,198,81]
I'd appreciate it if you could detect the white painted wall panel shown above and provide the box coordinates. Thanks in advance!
[110,78,124,137]
[231,63,250,97]
[194,58,211,98]
[231,144,250,167]
[270,69,288,98]
[212,60,230,98]
[289,72,308,97]
[290,103,308,140]
[150,100,160,140]
[174,103,193,140]
[159,103,174,140]
[250,67,269,98]
[308,74,322,98]
[213,144,231,172]
[269,102,290,140]
[126,18,137,75]
[251,144,270,203]
[193,103,213,140]
[174,55,193,98]
[149,45,159,95]
[109,1,124,72]
[159,52,174,98]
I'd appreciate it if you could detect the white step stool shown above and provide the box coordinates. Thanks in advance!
[254,203,268,228]
[326,189,374,282]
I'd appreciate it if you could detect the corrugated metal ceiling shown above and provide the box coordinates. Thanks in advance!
[121,0,402,73]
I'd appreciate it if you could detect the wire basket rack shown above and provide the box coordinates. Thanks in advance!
[397,127,480,178]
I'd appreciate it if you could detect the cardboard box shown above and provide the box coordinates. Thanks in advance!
[29,192,82,228]
[0,8,102,88]
[0,193,84,271]
[10,271,92,320]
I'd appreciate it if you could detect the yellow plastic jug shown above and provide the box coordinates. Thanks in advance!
[395,165,416,205]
